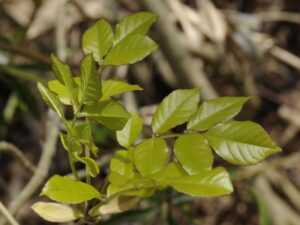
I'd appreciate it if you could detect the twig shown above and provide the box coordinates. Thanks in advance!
[7,110,60,216]
[0,142,36,174]
[270,46,300,72]
[256,11,300,25]
[0,202,19,225]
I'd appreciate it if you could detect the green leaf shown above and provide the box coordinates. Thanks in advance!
[104,34,158,65]
[117,112,143,149]
[80,100,130,130]
[41,175,101,204]
[151,88,200,134]
[37,82,64,118]
[48,80,70,105]
[187,97,249,131]
[79,54,102,103]
[133,138,169,176]
[60,132,82,155]
[77,156,100,177]
[106,184,154,198]
[90,196,140,217]
[51,55,79,111]
[168,167,233,197]
[204,121,281,165]
[32,202,82,223]
[114,12,157,44]
[101,80,143,100]
[174,134,213,175]
[110,150,134,176]
[82,19,113,62]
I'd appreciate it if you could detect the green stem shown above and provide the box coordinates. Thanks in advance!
[68,152,79,180]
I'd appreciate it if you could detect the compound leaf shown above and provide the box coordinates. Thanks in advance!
[168,167,233,197]
[104,34,158,65]
[101,80,143,100]
[114,12,157,44]
[80,100,130,130]
[79,54,102,103]
[37,82,63,118]
[152,88,200,134]
[82,20,113,62]
[32,202,82,223]
[41,175,101,204]
[188,97,249,131]
[174,134,213,175]
[204,121,281,165]
[133,138,169,176]
[117,112,143,149]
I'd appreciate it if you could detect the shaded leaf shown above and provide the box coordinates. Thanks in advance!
[82,20,113,62]
[41,175,101,204]
[76,156,100,177]
[31,202,82,223]
[174,134,213,175]
[188,97,249,131]
[117,112,143,148]
[101,80,143,100]
[152,88,200,134]
[114,12,157,44]
[204,121,281,165]
[80,100,130,130]
[104,34,158,65]
[79,54,102,103]
[133,138,169,176]
[37,82,63,118]
[168,167,233,197]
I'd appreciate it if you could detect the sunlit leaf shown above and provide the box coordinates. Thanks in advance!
[76,156,100,177]
[32,202,82,223]
[204,121,281,165]
[114,12,157,44]
[79,54,102,103]
[41,175,101,204]
[117,112,143,149]
[168,167,233,197]
[133,138,169,176]
[188,97,249,131]
[82,20,113,62]
[152,88,200,134]
[101,80,143,100]
[104,34,158,65]
[110,150,134,176]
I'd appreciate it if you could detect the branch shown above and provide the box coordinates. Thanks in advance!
[0,202,19,225]
[0,142,36,174]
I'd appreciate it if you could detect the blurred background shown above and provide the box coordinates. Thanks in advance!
[1,0,300,224]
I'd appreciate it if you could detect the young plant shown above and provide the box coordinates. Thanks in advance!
[31,12,281,224]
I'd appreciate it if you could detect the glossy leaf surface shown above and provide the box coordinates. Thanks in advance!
[174,134,213,174]
[114,12,157,44]
[31,202,82,223]
[152,88,200,134]
[188,97,249,131]
[117,112,143,148]
[104,34,158,65]
[169,167,233,197]
[41,175,101,204]
[133,138,169,176]
[204,121,281,165]
[82,20,113,62]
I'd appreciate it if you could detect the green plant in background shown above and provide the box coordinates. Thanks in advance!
[31,12,281,224]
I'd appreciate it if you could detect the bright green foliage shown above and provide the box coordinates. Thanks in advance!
[104,34,158,65]
[32,202,82,223]
[188,97,249,131]
[82,20,113,62]
[204,121,281,165]
[114,12,157,44]
[133,138,169,176]
[79,54,102,103]
[41,175,101,204]
[168,167,233,197]
[174,134,213,175]
[152,88,200,134]
[80,100,130,130]
[34,11,282,224]
[117,112,143,149]
[101,80,143,100]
